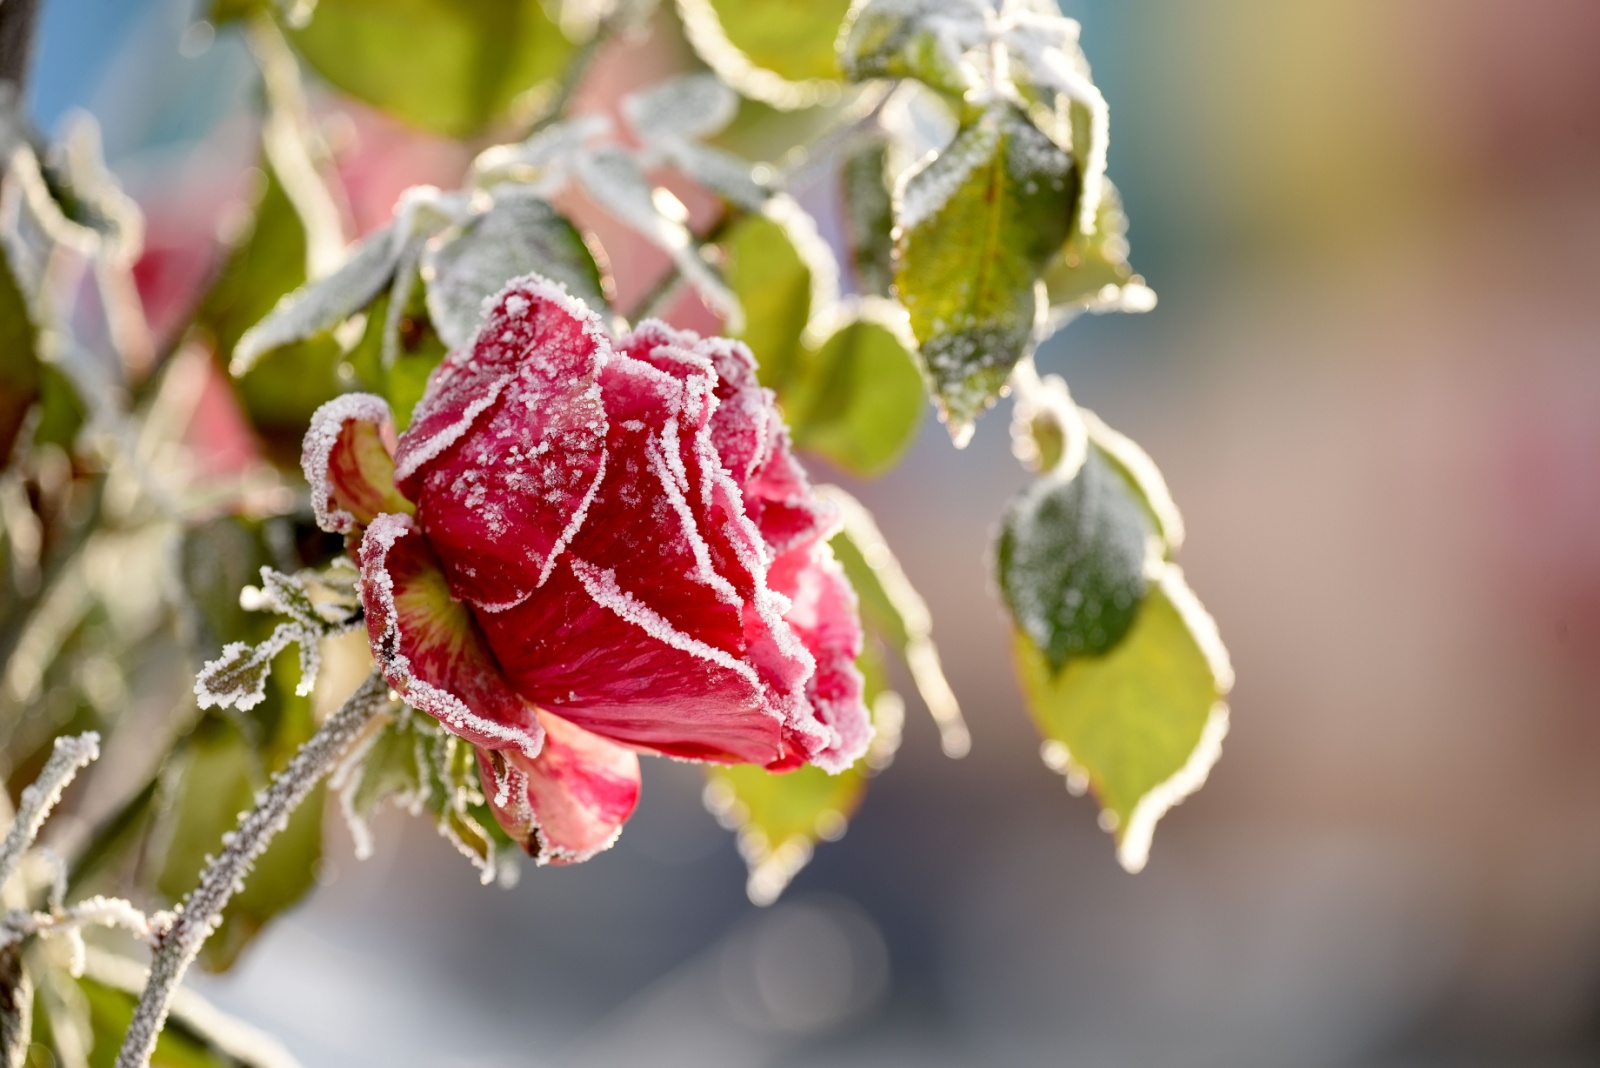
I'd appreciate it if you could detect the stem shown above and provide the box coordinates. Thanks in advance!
[0,0,41,95]
[113,672,390,1068]
[525,25,606,140]
[0,733,100,892]
[624,208,741,324]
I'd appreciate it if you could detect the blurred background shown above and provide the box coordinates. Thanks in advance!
[21,0,1600,1064]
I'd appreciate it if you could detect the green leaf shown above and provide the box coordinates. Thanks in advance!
[895,104,1078,443]
[840,139,894,296]
[344,276,450,431]
[287,0,574,137]
[195,165,344,464]
[1013,565,1231,873]
[786,311,923,477]
[821,485,969,757]
[153,640,324,971]
[1041,181,1156,326]
[837,0,983,95]
[679,0,853,106]
[31,364,87,451]
[704,644,901,906]
[423,189,608,350]
[719,211,816,394]
[0,244,42,467]
[996,447,1154,669]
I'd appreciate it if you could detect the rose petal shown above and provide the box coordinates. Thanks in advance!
[302,394,411,534]
[358,512,544,757]
[476,713,641,866]
[769,540,873,773]
[477,346,820,765]
[697,336,834,556]
[394,276,609,611]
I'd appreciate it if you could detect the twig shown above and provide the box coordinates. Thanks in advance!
[624,208,741,324]
[0,732,101,892]
[113,672,391,1068]
[0,0,42,95]
[245,16,346,278]
[0,894,152,951]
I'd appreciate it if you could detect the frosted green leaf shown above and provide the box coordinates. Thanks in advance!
[786,306,923,477]
[704,644,903,906]
[996,447,1154,669]
[1041,181,1156,329]
[895,103,1078,442]
[718,205,830,393]
[821,485,969,757]
[232,221,405,374]
[286,0,575,137]
[622,74,770,210]
[423,189,609,350]
[678,0,853,108]
[838,0,986,96]
[1014,565,1231,873]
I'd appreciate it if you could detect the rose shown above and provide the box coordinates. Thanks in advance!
[303,275,871,864]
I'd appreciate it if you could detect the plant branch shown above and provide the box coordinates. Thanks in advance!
[113,672,391,1068]
[0,0,41,96]
[624,208,741,324]
[0,732,101,892]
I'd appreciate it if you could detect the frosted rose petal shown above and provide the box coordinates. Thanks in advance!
[476,713,641,865]
[395,278,609,611]
[302,394,411,535]
[358,512,544,757]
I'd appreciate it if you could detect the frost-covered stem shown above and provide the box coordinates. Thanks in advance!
[626,208,740,324]
[0,944,30,1068]
[525,22,608,139]
[246,15,345,278]
[0,733,101,893]
[113,672,390,1068]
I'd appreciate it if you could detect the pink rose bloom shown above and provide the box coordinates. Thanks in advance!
[303,276,871,864]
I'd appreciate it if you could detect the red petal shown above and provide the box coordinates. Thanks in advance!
[302,394,411,534]
[358,512,544,757]
[477,338,820,765]
[393,278,609,611]
[769,541,873,773]
[476,713,641,866]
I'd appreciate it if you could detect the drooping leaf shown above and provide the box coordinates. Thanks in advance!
[287,0,575,137]
[1041,181,1156,327]
[840,139,894,297]
[785,310,923,477]
[820,485,969,756]
[678,0,853,106]
[423,189,608,350]
[0,244,42,467]
[1013,565,1230,873]
[996,447,1154,669]
[837,0,986,96]
[704,643,901,906]
[622,74,771,210]
[894,103,1078,442]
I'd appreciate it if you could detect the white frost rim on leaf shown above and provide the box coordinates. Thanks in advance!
[675,0,845,111]
[816,484,971,758]
[1117,701,1229,875]
[360,512,545,759]
[302,392,394,534]
[1081,407,1185,552]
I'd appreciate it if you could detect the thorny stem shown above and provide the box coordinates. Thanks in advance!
[0,733,101,893]
[112,672,391,1068]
